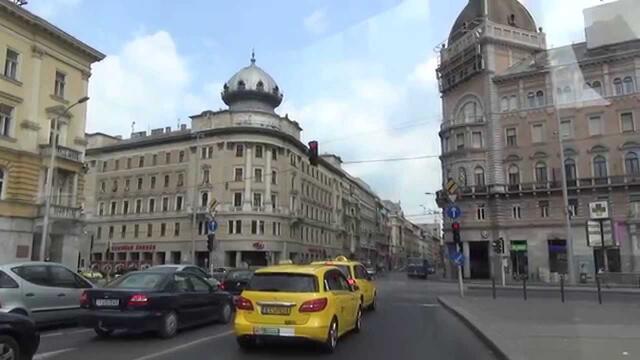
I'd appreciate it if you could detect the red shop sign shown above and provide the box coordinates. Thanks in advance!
[253,241,265,250]
[110,244,157,252]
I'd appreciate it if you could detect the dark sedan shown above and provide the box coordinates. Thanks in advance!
[0,312,40,360]
[80,271,234,338]
[221,270,254,296]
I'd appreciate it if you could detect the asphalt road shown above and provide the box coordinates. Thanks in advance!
[34,273,498,360]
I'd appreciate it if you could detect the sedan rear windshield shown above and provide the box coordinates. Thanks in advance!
[247,273,318,293]
[108,273,165,289]
[226,271,253,281]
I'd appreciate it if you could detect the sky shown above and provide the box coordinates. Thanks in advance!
[26,0,613,224]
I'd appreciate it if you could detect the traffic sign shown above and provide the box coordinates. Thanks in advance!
[446,179,458,202]
[446,205,462,219]
[589,201,609,219]
[207,219,218,234]
[450,251,464,266]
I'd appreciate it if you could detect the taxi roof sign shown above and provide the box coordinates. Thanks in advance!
[334,256,349,262]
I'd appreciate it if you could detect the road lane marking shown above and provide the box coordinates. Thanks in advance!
[132,330,234,360]
[420,303,441,308]
[66,328,93,335]
[34,348,77,360]
[40,332,63,338]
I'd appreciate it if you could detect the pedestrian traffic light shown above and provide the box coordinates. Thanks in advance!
[207,234,215,252]
[308,140,319,166]
[452,222,461,243]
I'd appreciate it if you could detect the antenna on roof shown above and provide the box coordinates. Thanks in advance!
[251,48,256,64]
[131,121,135,135]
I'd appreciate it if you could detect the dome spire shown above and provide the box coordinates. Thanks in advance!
[251,48,256,65]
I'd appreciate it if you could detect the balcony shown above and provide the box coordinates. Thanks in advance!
[39,144,83,163]
[39,204,82,220]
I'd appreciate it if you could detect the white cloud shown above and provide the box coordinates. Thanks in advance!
[409,55,439,91]
[27,0,82,20]
[303,9,329,35]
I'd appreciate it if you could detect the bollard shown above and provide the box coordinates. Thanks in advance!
[492,277,496,299]
[596,274,602,304]
[522,276,527,301]
[560,274,565,303]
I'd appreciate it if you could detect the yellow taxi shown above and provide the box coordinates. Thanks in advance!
[312,256,377,310]
[234,264,362,352]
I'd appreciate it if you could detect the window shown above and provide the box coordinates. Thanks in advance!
[228,220,234,234]
[152,154,157,166]
[506,128,517,146]
[54,71,65,98]
[458,167,467,186]
[565,159,577,183]
[251,220,265,235]
[593,155,608,179]
[201,192,208,207]
[509,95,518,110]
[527,92,535,107]
[0,105,12,137]
[174,222,180,236]
[624,76,635,94]
[137,177,143,190]
[272,222,281,236]
[201,147,207,159]
[474,167,485,186]
[234,220,242,234]
[148,198,156,213]
[177,174,184,187]
[456,133,464,149]
[121,225,126,239]
[114,159,120,171]
[234,168,243,182]
[625,152,640,176]
[134,224,139,238]
[165,152,171,164]
[560,118,573,139]
[271,148,278,160]
[614,78,623,95]
[233,192,242,207]
[124,179,130,191]
[150,176,156,189]
[589,115,603,136]
[147,223,153,237]
[508,165,520,185]
[135,199,142,214]
[271,194,278,209]
[111,179,118,192]
[138,156,144,168]
[271,170,277,184]
[539,200,550,218]
[476,204,486,221]
[536,91,545,107]
[96,227,102,239]
[457,100,481,123]
[621,112,635,132]
[501,97,509,112]
[592,81,603,96]
[235,144,244,157]
[253,193,262,208]
[512,205,522,219]
[122,200,129,215]
[568,199,579,217]
[202,169,210,184]
[162,197,169,212]
[108,226,114,239]
[531,123,544,143]
[127,158,132,169]
[4,49,18,79]
[160,223,166,237]
[207,146,213,159]
[176,195,183,211]
[254,168,263,183]
[255,145,263,158]
[535,162,548,183]
[472,132,482,148]
[110,201,117,215]
[164,174,170,187]
[179,151,185,162]
[98,202,104,216]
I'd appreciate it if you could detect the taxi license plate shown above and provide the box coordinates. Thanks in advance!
[261,306,291,315]
[96,299,119,307]
[253,327,295,337]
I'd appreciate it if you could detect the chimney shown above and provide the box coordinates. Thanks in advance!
[165,126,171,133]
[180,124,187,131]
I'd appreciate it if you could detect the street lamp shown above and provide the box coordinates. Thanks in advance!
[39,96,90,262]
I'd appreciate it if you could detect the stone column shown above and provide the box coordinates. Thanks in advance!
[243,146,252,211]
[265,149,272,212]
[235,251,242,268]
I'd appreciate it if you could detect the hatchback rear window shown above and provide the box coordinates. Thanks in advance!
[108,273,165,289]
[0,270,18,288]
[247,273,318,293]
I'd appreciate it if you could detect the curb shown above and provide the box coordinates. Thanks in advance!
[437,296,510,360]
[468,284,640,295]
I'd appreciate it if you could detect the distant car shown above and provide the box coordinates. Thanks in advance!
[365,266,377,277]
[312,256,377,311]
[0,262,94,325]
[80,271,234,338]
[146,265,220,288]
[211,267,233,282]
[221,270,254,296]
[406,258,431,279]
[0,312,40,360]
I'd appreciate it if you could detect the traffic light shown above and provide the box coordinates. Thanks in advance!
[308,140,319,166]
[207,234,215,252]
[452,222,461,244]
[499,237,504,254]
[492,238,504,254]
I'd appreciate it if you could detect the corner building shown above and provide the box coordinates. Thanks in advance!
[84,57,390,269]
[437,0,640,282]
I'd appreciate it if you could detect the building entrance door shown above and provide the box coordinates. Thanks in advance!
[469,241,490,279]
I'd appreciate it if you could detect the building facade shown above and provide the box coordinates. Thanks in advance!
[0,0,103,268]
[384,200,428,269]
[83,57,390,271]
[437,0,640,283]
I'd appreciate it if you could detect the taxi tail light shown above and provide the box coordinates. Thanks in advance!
[80,291,89,307]
[347,278,356,286]
[219,282,225,290]
[235,296,254,311]
[128,294,149,307]
[299,298,328,313]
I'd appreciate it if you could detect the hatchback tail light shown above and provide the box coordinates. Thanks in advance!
[80,291,89,307]
[235,296,254,311]
[128,294,149,307]
[299,298,328,313]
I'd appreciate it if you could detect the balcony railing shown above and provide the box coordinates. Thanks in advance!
[39,144,83,163]
[492,176,640,195]
[39,204,82,220]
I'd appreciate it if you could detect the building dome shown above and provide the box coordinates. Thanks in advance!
[221,53,283,112]
[448,0,537,45]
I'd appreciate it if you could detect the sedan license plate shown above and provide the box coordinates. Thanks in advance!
[261,306,291,315]
[96,299,119,307]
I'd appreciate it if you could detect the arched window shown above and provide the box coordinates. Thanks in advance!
[237,80,246,90]
[509,95,518,110]
[564,159,577,181]
[623,76,635,94]
[256,80,264,91]
[527,92,535,108]
[457,100,482,123]
[593,155,608,179]
[501,97,509,112]
[201,191,209,207]
[458,167,467,186]
[591,81,602,96]
[0,168,5,199]
[625,152,640,176]
[535,161,548,183]
[474,166,485,186]
[536,91,545,107]
[508,165,520,185]
[614,78,623,95]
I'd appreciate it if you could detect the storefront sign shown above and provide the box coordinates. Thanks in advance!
[252,241,265,250]
[110,244,157,252]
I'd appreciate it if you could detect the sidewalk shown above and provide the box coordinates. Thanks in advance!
[438,295,640,360]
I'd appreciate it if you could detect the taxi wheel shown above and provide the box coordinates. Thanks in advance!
[354,307,362,333]
[322,318,339,353]
[157,311,178,339]
[369,295,376,311]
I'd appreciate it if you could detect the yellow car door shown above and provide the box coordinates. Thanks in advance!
[353,265,373,307]
[324,269,352,334]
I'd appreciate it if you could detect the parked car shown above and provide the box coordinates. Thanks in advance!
[146,265,221,288]
[0,312,40,360]
[80,271,234,338]
[0,262,94,325]
[406,258,431,279]
[221,269,254,296]
[211,267,233,282]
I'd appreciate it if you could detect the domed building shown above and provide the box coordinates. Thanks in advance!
[437,0,640,284]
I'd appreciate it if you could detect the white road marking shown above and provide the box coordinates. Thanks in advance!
[33,348,77,360]
[66,328,93,335]
[132,330,234,360]
[419,303,441,308]
[40,332,63,338]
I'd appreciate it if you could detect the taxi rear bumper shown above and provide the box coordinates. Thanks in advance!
[234,310,330,343]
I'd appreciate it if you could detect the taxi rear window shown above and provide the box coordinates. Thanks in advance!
[335,265,352,278]
[247,273,318,293]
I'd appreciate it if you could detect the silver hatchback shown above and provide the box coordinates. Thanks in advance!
[0,262,94,324]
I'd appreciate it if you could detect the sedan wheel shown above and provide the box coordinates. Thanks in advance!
[219,302,233,324]
[322,319,338,353]
[94,325,114,338]
[157,311,178,339]
[0,336,19,360]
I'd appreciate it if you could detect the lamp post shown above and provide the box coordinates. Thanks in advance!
[39,96,90,262]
